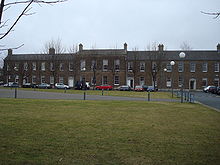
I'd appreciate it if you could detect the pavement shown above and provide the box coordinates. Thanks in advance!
[0,89,219,112]
[190,91,220,112]
[0,88,178,102]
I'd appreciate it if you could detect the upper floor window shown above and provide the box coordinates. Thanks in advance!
[214,62,219,72]
[140,62,145,72]
[103,59,108,71]
[80,60,86,71]
[7,64,10,71]
[32,62,36,71]
[152,62,157,72]
[60,63,64,71]
[166,63,172,72]
[91,60,96,71]
[50,63,54,71]
[24,62,28,71]
[14,63,19,71]
[178,62,184,72]
[41,62,45,71]
[128,62,133,72]
[190,62,196,72]
[114,59,120,71]
[202,62,208,72]
[69,62,74,71]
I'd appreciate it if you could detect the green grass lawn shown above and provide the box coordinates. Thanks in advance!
[0,98,220,165]
[9,87,177,99]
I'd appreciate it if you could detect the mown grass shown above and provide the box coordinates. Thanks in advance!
[0,98,220,165]
[6,87,177,99]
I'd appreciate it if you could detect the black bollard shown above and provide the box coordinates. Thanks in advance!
[148,91,150,101]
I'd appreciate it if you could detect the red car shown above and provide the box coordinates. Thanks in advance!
[134,85,144,92]
[95,85,113,90]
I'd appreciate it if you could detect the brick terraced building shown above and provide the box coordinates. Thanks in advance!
[3,43,220,90]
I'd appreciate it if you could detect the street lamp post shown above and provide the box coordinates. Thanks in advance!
[170,61,175,97]
[163,68,167,90]
[14,67,18,98]
[179,52,186,103]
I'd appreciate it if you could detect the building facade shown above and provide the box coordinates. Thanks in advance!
[3,43,220,90]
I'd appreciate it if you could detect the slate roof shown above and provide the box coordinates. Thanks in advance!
[127,50,220,61]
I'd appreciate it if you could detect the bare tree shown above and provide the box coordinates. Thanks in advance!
[68,44,78,53]
[0,0,67,41]
[180,41,193,50]
[42,38,66,54]
[201,11,220,19]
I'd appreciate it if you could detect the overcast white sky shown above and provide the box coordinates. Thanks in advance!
[1,0,220,55]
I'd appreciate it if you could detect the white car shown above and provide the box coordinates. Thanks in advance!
[55,83,70,89]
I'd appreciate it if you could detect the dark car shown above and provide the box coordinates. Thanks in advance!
[216,87,220,95]
[74,81,90,90]
[146,86,158,92]
[95,85,113,90]
[117,85,131,91]
[203,86,216,93]
[142,85,148,91]
[37,83,51,89]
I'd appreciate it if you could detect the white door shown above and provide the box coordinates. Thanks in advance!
[68,77,74,87]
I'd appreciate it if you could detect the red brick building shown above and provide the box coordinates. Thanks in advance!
[3,43,220,90]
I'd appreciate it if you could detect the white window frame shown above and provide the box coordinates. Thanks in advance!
[41,76,45,83]
[140,77,145,85]
[214,78,219,86]
[128,62,133,72]
[202,78,207,87]
[50,76,54,84]
[69,62,74,71]
[140,62,145,72]
[50,63,54,71]
[80,60,86,71]
[60,63,64,71]
[178,62,184,72]
[114,75,119,85]
[32,62,36,71]
[103,59,108,71]
[102,76,108,85]
[202,62,208,72]
[190,62,196,72]
[41,62,45,71]
[214,62,219,72]
[32,75,36,84]
[14,63,19,71]
[114,59,120,71]
[59,77,64,84]
[24,62,28,71]
[166,63,172,72]
[166,77,171,87]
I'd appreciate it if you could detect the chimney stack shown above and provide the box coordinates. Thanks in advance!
[79,43,83,52]
[8,49,12,56]
[158,44,164,52]
[124,43,127,53]
[217,43,220,53]
[49,48,55,55]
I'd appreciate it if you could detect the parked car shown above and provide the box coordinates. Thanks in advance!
[146,86,158,92]
[142,85,148,91]
[134,85,144,92]
[37,83,51,89]
[55,83,70,89]
[22,83,32,88]
[95,85,113,90]
[117,85,131,91]
[216,87,220,95]
[203,86,217,93]
[4,82,19,88]
[74,81,90,90]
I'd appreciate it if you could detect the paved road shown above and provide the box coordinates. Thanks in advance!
[0,88,177,102]
[191,91,220,111]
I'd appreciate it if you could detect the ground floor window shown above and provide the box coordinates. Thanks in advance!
[102,76,108,85]
[166,77,171,87]
[41,76,45,83]
[32,76,36,84]
[59,77,64,84]
[50,76,54,84]
[114,76,119,85]
[178,76,183,87]
[140,77,144,85]
[214,78,219,86]
[202,78,207,87]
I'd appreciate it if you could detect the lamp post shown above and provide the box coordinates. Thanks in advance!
[170,61,175,97]
[163,68,167,90]
[179,52,186,103]
[14,67,18,98]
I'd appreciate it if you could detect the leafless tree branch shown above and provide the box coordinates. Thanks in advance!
[4,0,67,7]
[201,11,220,19]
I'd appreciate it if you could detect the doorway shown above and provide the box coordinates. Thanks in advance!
[127,77,134,88]
[189,79,196,90]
